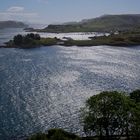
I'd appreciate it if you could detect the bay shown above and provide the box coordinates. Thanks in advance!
[0,29,140,140]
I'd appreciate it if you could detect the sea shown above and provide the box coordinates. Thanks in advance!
[0,28,140,139]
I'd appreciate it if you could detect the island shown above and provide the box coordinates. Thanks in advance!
[1,14,140,49]
[1,30,140,49]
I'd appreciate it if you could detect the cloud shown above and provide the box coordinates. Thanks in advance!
[7,6,24,12]
[0,6,39,22]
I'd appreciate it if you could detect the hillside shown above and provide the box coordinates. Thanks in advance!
[35,14,140,33]
[0,21,28,29]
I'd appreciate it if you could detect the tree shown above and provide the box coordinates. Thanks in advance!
[34,34,41,40]
[130,89,140,103]
[26,33,35,39]
[130,89,140,139]
[13,34,23,45]
[131,106,140,139]
[25,33,41,40]
[28,129,80,140]
[28,133,48,140]
[23,35,32,44]
[82,91,139,139]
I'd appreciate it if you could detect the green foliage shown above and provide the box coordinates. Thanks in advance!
[129,90,140,138]
[28,129,80,140]
[6,30,140,48]
[40,38,59,46]
[64,31,140,47]
[26,33,41,40]
[13,34,23,45]
[130,89,140,103]
[27,90,140,140]
[47,129,80,140]
[8,34,61,48]
[131,106,140,139]
[34,34,41,40]
[82,91,140,139]
[9,33,41,48]
[28,133,48,140]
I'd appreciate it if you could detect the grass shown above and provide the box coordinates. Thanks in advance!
[39,37,59,46]
[63,32,140,47]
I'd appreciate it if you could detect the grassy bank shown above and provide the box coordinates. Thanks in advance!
[63,31,140,46]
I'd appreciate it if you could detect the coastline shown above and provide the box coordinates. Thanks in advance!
[0,43,139,49]
[1,40,140,49]
[1,31,140,49]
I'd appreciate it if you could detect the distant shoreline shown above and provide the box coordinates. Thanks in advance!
[25,14,140,33]
[0,42,140,49]
[1,30,140,49]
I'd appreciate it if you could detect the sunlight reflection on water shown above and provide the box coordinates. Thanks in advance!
[0,45,140,139]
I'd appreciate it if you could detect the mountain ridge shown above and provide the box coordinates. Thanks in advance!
[0,21,28,29]
[36,14,140,33]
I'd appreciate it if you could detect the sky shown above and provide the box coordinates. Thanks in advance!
[0,0,140,24]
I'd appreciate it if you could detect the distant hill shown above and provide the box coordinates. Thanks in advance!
[38,14,140,33]
[0,21,28,29]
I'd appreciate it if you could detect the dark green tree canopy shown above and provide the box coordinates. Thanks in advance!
[12,33,41,48]
[26,33,41,40]
[82,91,140,139]
[130,89,140,103]
[28,129,80,140]
[13,34,23,45]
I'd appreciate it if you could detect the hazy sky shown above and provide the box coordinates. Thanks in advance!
[0,0,140,24]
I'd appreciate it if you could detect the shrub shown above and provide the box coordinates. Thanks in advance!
[28,129,80,140]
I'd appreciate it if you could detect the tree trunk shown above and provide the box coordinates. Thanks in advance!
[99,126,103,140]
[126,124,130,140]
[105,128,110,140]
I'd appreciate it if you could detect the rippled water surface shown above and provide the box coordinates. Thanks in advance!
[0,45,140,139]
